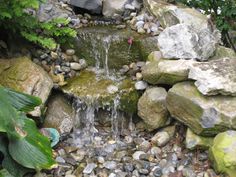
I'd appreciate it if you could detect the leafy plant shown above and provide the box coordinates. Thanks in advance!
[0,86,57,177]
[177,0,236,52]
[0,0,77,49]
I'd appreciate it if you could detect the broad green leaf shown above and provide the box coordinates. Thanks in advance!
[0,136,32,177]
[2,87,42,112]
[0,92,24,139]
[9,117,57,170]
[0,169,14,177]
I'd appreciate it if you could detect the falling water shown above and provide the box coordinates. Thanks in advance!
[72,98,98,147]
[72,95,124,146]
[111,95,121,140]
[103,36,111,77]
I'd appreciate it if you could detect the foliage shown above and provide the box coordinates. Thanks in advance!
[177,0,236,51]
[0,86,56,177]
[0,0,76,49]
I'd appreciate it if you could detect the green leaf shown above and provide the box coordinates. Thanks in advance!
[0,169,14,177]
[0,136,32,177]
[2,87,42,112]
[8,117,57,170]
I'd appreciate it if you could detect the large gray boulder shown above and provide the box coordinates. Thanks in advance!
[166,82,236,136]
[142,59,195,85]
[69,0,102,14]
[102,0,128,17]
[158,24,219,61]
[189,58,236,96]
[38,0,73,22]
[0,57,53,117]
[44,93,75,134]
[144,0,209,30]
[138,87,169,131]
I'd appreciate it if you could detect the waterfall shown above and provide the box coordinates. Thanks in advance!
[72,95,124,147]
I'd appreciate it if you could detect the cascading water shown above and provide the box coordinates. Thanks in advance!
[72,94,126,147]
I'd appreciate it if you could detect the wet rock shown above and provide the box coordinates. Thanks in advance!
[137,140,151,152]
[158,24,219,61]
[75,27,159,69]
[104,161,117,170]
[188,58,236,96]
[142,59,195,85]
[83,163,97,174]
[138,87,169,131]
[133,151,146,160]
[56,156,65,163]
[0,57,53,117]
[123,163,134,172]
[147,51,163,62]
[139,168,149,175]
[44,93,74,134]
[69,0,102,14]
[135,81,148,90]
[209,131,236,176]
[153,166,162,177]
[103,0,127,17]
[166,82,236,136]
[185,129,213,150]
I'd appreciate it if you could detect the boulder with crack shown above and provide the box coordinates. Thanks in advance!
[189,58,236,96]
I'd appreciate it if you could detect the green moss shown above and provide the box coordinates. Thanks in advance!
[62,70,140,113]
[209,131,236,176]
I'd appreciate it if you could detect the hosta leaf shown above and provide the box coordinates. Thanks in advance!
[8,118,57,170]
[0,136,32,177]
[0,90,24,139]
[0,169,14,177]
[2,87,42,112]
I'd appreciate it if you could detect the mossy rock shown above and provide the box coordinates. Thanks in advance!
[167,82,236,136]
[62,70,139,113]
[210,46,236,60]
[74,26,159,69]
[209,131,236,177]
[0,57,53,117]
[186,128,214,150]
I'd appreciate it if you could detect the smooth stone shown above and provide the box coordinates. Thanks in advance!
[135,81,148,90]
[79,59,87,69]
[98,156,105,164]
[83,163,97,174]
[56,156,65,163]
[139,169,149,175]
[44,93,75,134]
[66,49,75,56]
[123,163,135,172]
[132,151,146,160]
[70,62,82,71]
[138,87,169,131]
[151,131,170,147]
[104,161,117,170]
